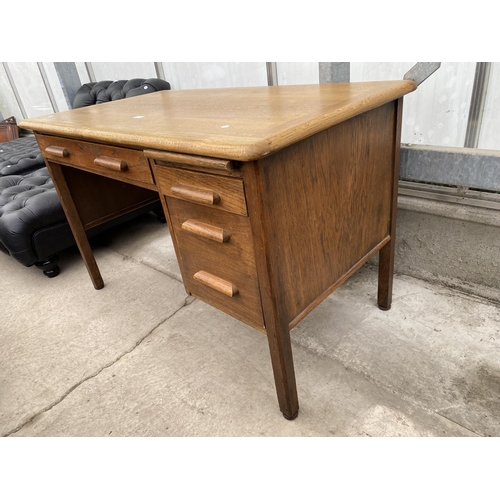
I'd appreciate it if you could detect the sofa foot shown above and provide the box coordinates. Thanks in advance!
[153,208,166,224]
[35,254,60,278]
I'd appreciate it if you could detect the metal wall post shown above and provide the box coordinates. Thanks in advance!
[464,62,491,149]
[53,62,82,109]
[154,62,166,81]
[266,62,278,86]
[37,63,58,113]
[84,62,96,83]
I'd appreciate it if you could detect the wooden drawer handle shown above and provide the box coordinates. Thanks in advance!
[171,183,221,205]
[94,156,128,172]
[181,219,230,243]
[193,271,238,297]
[45,145,69,158]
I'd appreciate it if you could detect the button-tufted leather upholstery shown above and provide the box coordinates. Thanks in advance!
[0,78,169,275]
[0,135,45,176]
[0,168,65,265]
[73,78,171,108]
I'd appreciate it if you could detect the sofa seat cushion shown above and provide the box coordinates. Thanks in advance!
[0,168,55,215]
[0,136,45,176]
[0,168,65,265]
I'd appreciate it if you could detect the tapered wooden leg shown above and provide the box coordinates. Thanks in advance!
[243,161,299,419]
[46,162,104,290]
[378,97,403,311]
[377,238,395,310]
[266,319,299,420]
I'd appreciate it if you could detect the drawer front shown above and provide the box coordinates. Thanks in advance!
[36,135,155,188]
[167,196,264,331]
[145,149,242,177]
[154,165,247,216]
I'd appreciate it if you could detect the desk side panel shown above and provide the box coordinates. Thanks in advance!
[253,102,397,326]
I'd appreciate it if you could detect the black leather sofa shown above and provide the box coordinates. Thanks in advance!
[0,78,170,277]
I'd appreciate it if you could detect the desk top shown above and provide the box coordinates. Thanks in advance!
[21,81,416,161]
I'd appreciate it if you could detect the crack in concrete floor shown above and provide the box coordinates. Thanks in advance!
[3,295,195,437]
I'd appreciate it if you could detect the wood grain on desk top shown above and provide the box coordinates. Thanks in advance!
[20,81,416,161]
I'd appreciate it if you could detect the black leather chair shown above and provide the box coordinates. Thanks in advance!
[0,78,170,277]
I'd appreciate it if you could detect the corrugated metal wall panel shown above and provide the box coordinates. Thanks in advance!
[90,62,157,82]
[0,64,23,119]
[276,62,319,85]
[478,62,500,151]
[161,62,267,89]
[5,62,53,117]
[351,62,476,148]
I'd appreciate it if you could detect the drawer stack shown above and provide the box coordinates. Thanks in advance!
[150,154,265,331]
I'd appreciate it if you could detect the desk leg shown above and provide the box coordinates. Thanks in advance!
[378,97,403,311]
[46,162,104,290]
[244,162,299,419]
[266,319,299,420]
[378,239,395,310]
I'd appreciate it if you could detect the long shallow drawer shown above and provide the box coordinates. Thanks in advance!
[145,149,242,178]
[36,134,155,188]
[154,165,247,216]
[167,196,264,331]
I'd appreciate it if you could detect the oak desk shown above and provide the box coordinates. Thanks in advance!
[21,81,417,419]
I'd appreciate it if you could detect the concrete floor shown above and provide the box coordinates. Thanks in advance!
[1,212,499,437]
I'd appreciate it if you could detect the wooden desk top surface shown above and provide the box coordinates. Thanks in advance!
[21,81,416,161]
